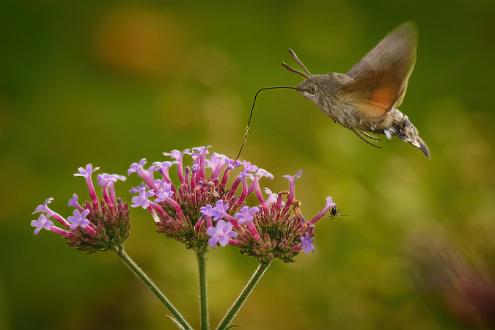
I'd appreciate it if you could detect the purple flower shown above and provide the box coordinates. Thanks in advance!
[128,159,158,189]
[200,200,229,220]
[241,161,258,173]
[131,186,155,209]
[191,146,210,156]
[33,197,55,215]
[33,197,71,228]
[150,161,175,174]
[200,204,216,218]
[282,170,303,212]
[234,206,259,224]
[282,169,303,183]
[301,234,315,253]
[31,214,54,235]
[225,158,241,170]
[128,159,147,175]
[74,164,99,178]
[207,220,237,247]
[255,168,274,180]
[74,163,100,207]
[163,150,183,161]
[129,184,144,194]
[264,188,278,205]
[205,153,229,174]
[154,182,174,203]
[97,173,126,187]
[67,193,80,208]
[67,209,91,230]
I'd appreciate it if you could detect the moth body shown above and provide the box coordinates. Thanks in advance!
[282,22,430,158]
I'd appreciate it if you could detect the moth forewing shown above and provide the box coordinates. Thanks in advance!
[345,22,418,115]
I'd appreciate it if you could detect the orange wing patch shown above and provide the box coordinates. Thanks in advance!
[371,87,396,110]
[340,80,399,118]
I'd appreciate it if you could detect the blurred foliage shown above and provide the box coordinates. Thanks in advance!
[0,0,494,329]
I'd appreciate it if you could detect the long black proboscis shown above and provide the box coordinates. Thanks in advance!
[234,86,296,161]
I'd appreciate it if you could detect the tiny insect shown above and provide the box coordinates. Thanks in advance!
[330,203,339,217]
[282,22,430,158]
[235,22,430,160]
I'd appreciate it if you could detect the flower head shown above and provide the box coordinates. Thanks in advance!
[31,164,129,253]
[128,147,266,252]
[234,171,336,263]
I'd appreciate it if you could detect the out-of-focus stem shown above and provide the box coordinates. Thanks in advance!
[115,246,193,330]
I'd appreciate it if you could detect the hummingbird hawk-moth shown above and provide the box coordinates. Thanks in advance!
[235,22,430,160]
[282,22,430,158]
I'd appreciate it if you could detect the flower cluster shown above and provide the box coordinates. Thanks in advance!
[128,147,337,260]
[31,146,337,262]
[31,164,129,252]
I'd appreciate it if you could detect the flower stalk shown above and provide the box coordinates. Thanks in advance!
[115,246,193,330]
[216,262,271,330]
[197,252,209,330]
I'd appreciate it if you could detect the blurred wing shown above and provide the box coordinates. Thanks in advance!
[342,22,417,118]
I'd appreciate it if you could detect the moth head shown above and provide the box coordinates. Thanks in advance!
[295,79,318,101]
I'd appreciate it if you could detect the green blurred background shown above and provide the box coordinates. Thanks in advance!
[1,0,494,329]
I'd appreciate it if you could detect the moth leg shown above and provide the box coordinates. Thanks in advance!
[360,131,381,141]
[352,129,381,149]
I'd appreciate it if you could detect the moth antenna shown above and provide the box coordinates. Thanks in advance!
[281,62,309,79]
[235,86,296,161]
[288,48,311,76]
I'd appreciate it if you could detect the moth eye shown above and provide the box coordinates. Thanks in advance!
[307,86,316,94]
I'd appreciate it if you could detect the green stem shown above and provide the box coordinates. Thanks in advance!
[115,246,193,330]
[216,262,271,330]
[197,252,209,330]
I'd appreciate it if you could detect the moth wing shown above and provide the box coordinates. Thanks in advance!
[342,22,417,118]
